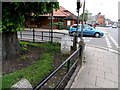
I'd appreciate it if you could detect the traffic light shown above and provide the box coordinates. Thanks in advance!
[77,0,82,10]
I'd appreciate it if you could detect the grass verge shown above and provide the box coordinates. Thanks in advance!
[2,42,60,89]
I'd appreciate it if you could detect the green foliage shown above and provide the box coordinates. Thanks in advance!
[20,55,28,60]
[41,42,60,53]
[58,18,64,22]
[80,9,89,23]
[19,42,29,52]
[49,22,59,26]
[2,2,59,32]
[0,76,1,90]
[19,42,60,54]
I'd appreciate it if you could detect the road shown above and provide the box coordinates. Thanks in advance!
[80,27,119,53]
[18,27,119,53]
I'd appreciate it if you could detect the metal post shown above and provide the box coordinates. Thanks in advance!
[79,40,85,66]
[19,26,22,39]
[33,28,35,42]
[49,13,51,41]
[51,10,53,43]
[76,8,80,47]
[78,0,86,66]
[67,60,70,73]
[42,31,43,41]
[76,9,80,35]
[73,34,77,51]
[80,0,86,41]
[20,30,22,39]
[73,0,81,51]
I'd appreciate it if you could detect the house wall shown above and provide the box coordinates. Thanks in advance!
[25,17,58,29]
[97,16,105,25]
[41,18,59,29]
[65,20,76,27]
[25,16,77,29]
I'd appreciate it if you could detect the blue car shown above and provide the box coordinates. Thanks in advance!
[69,24,104,38]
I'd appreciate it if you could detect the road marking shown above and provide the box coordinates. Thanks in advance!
[82,37,92,42]
[108,34,119,49]
[86,44,120,54]
[105,34,112,50]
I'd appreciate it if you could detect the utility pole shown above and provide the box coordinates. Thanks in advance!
[80,0,86,41]
[79,0,86,66]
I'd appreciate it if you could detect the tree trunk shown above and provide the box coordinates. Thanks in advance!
[2,31,20,60]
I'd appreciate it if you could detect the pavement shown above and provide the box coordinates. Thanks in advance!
[70,44,119,89]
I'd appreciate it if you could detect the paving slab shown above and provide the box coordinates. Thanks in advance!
[96,77,115,88]
[70,45,118,89]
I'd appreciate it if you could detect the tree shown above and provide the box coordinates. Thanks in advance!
[80,9,89,24]
[2,2,59,60]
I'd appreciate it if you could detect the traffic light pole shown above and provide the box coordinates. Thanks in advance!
[73,9,79,50]
[78,0,86,66]
[73,0,81,51]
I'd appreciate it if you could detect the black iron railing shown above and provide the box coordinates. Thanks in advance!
[33,45,84,90]
[18,29,69,43]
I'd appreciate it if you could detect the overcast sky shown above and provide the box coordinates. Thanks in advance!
[58,0,120,22]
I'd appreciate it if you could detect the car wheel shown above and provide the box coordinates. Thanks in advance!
[94,33,100,38]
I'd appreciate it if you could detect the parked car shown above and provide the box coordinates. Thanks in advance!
[112,25,117,28]
[106,24,112,27]
[69,24,104,38]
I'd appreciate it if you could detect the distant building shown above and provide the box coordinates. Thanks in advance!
[87,13,96,26]
[87,12,106,26]
[25,6,77,29]
[96,12,105,26]
[105,19,113,26]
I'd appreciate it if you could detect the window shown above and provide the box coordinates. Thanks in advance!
[67,21,71,25]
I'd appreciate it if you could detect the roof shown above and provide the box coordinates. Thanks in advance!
[40,6,77,20]
[40,6,67,17]
[65,14,77,20]
[60,6,77,20]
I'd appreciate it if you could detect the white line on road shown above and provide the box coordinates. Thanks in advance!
[105,34,112,50]
[108,33,119,49]
[82,37,92,42]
